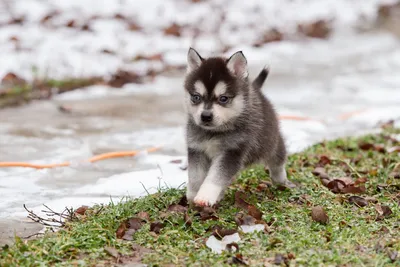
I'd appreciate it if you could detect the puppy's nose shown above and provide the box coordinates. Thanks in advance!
[201,111,213,122]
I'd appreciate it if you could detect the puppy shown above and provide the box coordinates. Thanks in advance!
[183,48,295,207]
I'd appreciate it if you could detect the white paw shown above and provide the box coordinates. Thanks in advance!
[193,183,222,207]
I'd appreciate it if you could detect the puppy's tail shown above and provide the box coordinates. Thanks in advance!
[252,66,269,91]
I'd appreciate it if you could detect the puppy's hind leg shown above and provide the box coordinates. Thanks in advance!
[186,148,210,202]
[266,137,296,188]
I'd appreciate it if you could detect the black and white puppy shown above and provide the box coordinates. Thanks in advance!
[183,48,295,207]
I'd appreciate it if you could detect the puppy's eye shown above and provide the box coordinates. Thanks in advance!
[190,94,202,104]
[218,96,229,104]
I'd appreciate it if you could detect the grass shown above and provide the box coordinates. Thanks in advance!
[0,77,102,108]
[1,127,399,266]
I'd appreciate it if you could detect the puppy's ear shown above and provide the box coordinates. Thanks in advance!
[187,47,203,73]
[227,51,248,79]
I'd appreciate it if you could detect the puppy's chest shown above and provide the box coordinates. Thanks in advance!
[188,137,222,158]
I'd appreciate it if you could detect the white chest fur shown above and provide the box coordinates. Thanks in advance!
[189,138,221,159]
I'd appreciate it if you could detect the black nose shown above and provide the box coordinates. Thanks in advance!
[201,111,213,122]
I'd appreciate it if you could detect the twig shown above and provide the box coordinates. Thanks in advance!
[140,182,151,196]
[23,232,44,239]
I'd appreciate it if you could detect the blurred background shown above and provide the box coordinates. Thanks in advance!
[0,0,399,243]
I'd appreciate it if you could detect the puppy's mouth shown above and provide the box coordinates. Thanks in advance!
[199,121,215,129]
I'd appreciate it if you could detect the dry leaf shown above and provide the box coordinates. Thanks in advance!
[163,23,182,37]
[312,167,330,180]
[348,196,368,207]
[116,222,127,239]
[318,155,331,166]
[341,184,366,194]
[387,146,400,153]
[75,205,88,215]
[248,205,263,220]
[104,246,119,258]
[253,28,283,47]
[167,204,187,213]
[108,69,142,87]
[390,162,400,179]
[298,19,331,39]
[137,211,150,221]
[231,253,248,265]
[150,221,165,234]
[184,212,192,226]
[211,226,238,240]
[311,206,329,224]
[354,177,368,185]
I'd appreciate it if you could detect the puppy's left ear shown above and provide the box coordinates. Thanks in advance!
[227,51,248,79]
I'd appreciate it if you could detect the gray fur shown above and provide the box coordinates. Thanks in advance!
[184,48,295,207]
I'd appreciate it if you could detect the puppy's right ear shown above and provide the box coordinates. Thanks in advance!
[187,47,203,73]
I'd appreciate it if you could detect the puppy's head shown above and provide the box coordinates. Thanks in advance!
[184,48,249,131]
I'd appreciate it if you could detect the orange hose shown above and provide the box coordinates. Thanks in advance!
[338,109,368,120]
[0,147,161,169]
[278,115,319,121]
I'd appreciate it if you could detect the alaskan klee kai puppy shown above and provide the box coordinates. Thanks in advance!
[184,48,295,207]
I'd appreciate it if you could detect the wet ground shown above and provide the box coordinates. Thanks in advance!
[1,22,400,245]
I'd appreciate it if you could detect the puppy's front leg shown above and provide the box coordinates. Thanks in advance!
[194,149,242,207]
[186,148,210,202]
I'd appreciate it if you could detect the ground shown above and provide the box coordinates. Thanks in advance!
[1,125,399,266]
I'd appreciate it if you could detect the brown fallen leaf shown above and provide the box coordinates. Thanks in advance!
[226,243,239,253]
[311,206,329,224]
[359,142,385,153]
[199,206,218,221]
[116,217,146,240]
[381,205,393,217]
[298,19,331,39]
[169,159,182,164]
[390,162,400,179]
[354,177,368,185]
[234,191,263,220]
[1,72,26,86]
[40,11,59,24]
[150,221,165,234]
[273,253,289,266]
[137,211,150,221]
[133,53,163,62]
[167,204,187,213]
[235,213,256,226]
[375,204,393,220]
[104,246,119,258]
[341,184,366,194]
[128,22,142,31]
[75,205,88,215]
[66,20,75,28]
[348,196,368,207]
[317,155,331,166]
[116,222,127,239]
[234,191,250,210]
[184,212,192,226]
[387,146,400,154]
[128,217,145,230]
[211,226,238,240]
[108,69,142,87]
[388,250,398,263]
[231,253,248,265]
[248,205,263,220]
[253,28,283,47]
[163,23,182,37]
[312,167,330,181]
